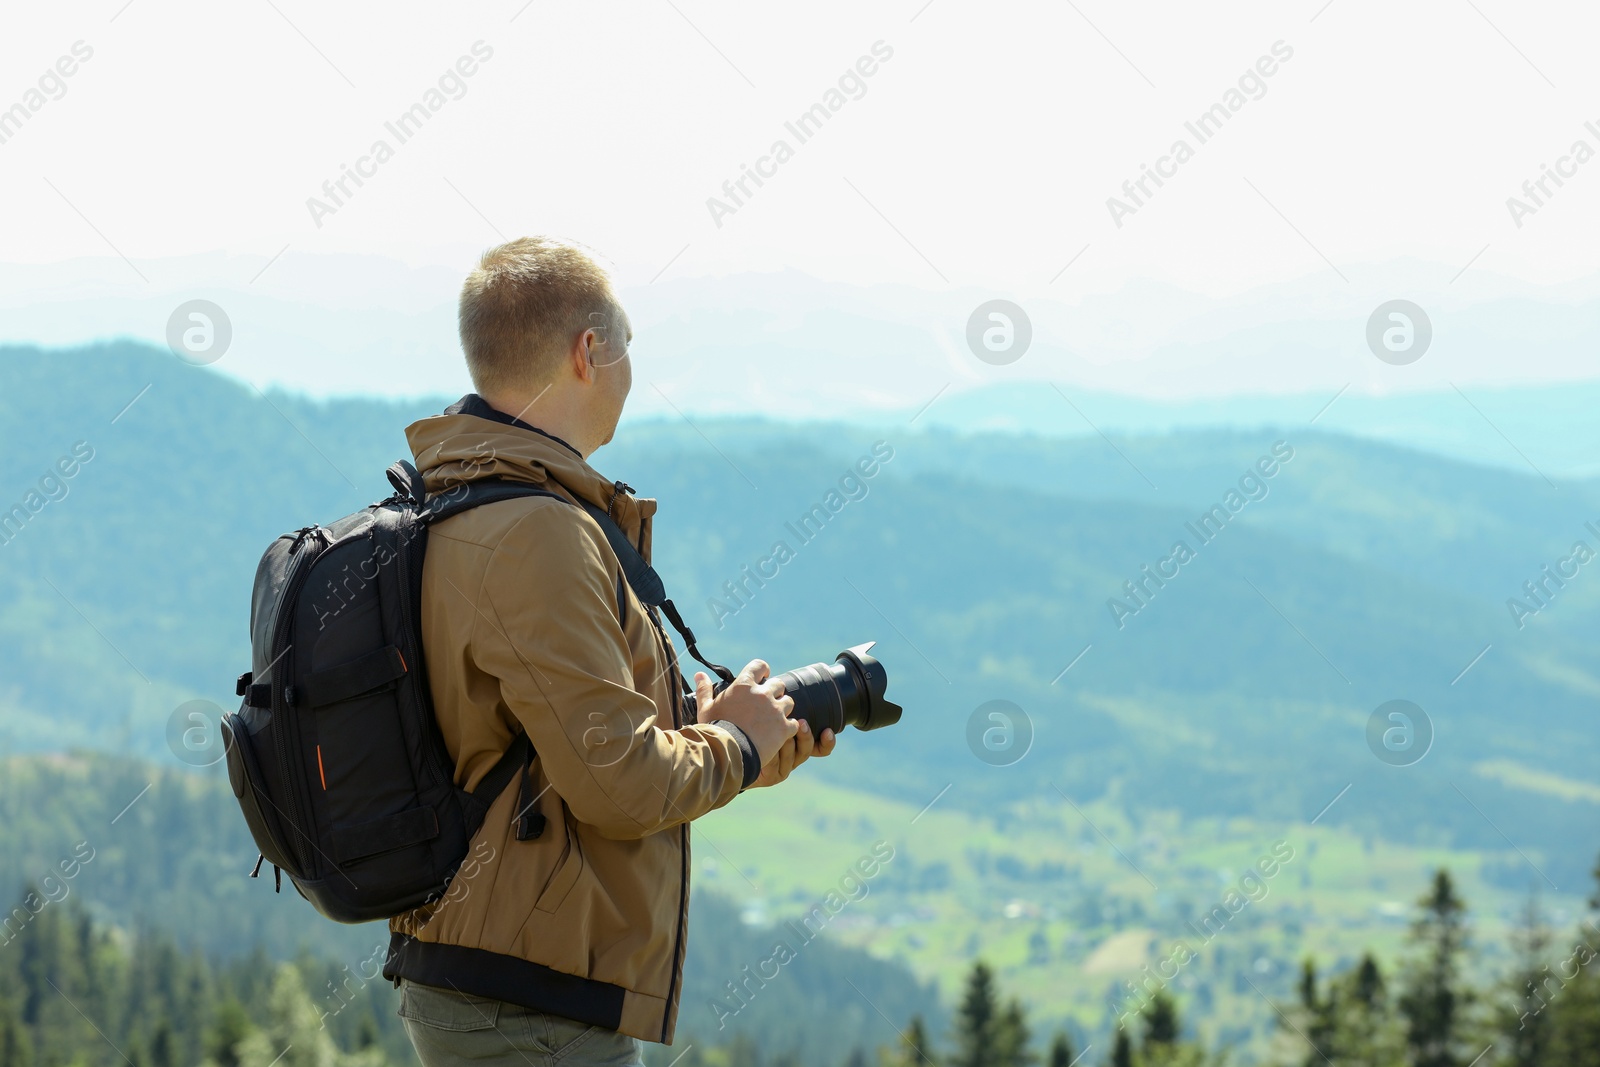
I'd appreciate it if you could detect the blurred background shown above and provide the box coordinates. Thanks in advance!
[1,2,1597,1065]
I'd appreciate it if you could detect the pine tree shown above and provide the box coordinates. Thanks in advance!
[73,911,106,1035]
[899,1014,933,1067]
[1338,951,1401,1066]
[1353,953,1384,1011]
[0,995,33,1067]
[1546,857,1600,1067]
[207,998,254,1067]
[1499,889,1553,1067]
[146,1017,177,1067]
[951,962,999,1067]
[178,948,215,1067]
[1108,1029,1131,1067]
[13,888,94,1063]
[355,1014,379,1050]
[15,887,63,1029]
[1142,992,1179,1046]
[1295,959,1335,1066]
[231,963,389,1067]
[1044,1032,1074,1067]
[1546,959,1600,1067]
[993,998,1034,1067]
[1399,868,1471,1067]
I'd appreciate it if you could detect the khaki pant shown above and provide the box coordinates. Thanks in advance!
[397,979,645,1066]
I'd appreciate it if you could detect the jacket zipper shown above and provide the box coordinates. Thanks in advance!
[638,515,690,1043]
[526,480,690,1038]
[646,616,691,1041]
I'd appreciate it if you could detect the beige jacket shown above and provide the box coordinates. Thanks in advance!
[382,398,753,1043]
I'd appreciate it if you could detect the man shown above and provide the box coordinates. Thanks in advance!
[382,237,833,1065]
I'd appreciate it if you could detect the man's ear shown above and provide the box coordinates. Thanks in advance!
[569,329,598,384]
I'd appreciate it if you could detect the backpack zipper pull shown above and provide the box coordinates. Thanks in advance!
[274,866,282,893]
[291,524,332,553]
[249,853,265,878]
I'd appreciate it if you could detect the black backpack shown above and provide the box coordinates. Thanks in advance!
[222,459,729,924]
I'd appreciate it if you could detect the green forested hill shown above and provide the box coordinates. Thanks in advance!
[0,340,1592,881]
[2,340,1598,1059]
[0,752,941,1066]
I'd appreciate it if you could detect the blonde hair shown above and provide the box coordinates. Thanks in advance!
[458,236,620,396]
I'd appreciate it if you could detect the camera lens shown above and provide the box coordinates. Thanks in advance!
[775,642,902,737]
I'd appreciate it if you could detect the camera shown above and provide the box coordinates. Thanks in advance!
[685,642,903,737]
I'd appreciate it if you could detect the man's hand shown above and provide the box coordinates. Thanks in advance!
[749,715,836,789]
[696,660,797,769]
[695,660,838,790]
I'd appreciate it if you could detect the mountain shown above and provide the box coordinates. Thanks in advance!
[3,338,1597,1055]
[0,751,942,1066]
[7,253,1600,479]
[2,340,1591,877]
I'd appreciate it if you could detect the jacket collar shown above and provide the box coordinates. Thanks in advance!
[441,393,583,459]
[405,395,655,539]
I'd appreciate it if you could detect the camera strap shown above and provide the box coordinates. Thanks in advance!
[572,497,737,690]
[435,473,736,691]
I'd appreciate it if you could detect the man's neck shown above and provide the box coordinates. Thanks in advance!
[452,393,588,458]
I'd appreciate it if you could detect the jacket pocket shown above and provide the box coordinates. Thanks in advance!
[533,799,584,914]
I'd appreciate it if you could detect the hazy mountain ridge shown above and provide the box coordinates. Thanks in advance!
[0,340,1593,892]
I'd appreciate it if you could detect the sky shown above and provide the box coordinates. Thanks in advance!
[2,0,1598,405]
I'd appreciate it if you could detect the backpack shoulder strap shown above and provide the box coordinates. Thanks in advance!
[386,460,427,505]
[389,460,733,685]
[421,479,568,524]
[454,732,535,844]
[381,464,548,841]
[385,459,569,524]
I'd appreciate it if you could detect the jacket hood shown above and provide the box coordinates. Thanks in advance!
[404,411,657,536]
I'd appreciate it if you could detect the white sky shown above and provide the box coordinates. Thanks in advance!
[3,0,1597,293]
[2,0,1598,409]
